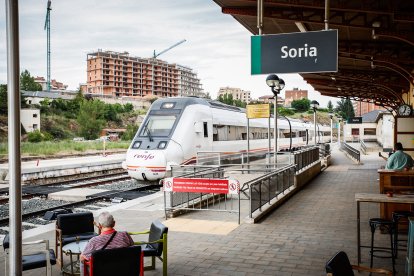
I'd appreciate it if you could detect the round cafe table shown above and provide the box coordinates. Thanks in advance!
[62,240,88,276]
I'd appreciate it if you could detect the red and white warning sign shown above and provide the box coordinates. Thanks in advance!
[228,179,240,195]
[162,177,240,194]
[163,178,173,192]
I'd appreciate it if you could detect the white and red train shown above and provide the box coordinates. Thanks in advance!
[122,97,330,181]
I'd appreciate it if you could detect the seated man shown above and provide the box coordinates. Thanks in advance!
[384,142,414,170]
[80,211,134,276]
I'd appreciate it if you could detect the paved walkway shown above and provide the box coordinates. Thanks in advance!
[0,146,407,275]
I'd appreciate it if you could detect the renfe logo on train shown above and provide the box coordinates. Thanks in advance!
[133,153,154,160]
[251,30,338,74]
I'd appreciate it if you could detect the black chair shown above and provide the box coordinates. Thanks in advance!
[392,210,414,257]
[129,220,168,276]
[3,234,57,276]
[369,218,396,274]
[55,212,97,268]
[83,246,143,276]
[325,251,392,276]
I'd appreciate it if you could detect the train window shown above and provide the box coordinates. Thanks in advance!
[203,122,208,137]
[140,115,177,137]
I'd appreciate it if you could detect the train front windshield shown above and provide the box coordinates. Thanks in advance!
[140,115,177,137]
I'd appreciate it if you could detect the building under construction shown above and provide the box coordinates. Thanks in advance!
[87,50,204,98]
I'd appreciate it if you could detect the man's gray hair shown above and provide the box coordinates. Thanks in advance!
[98,211,115,227]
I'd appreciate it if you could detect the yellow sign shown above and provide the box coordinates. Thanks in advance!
[246,104,270,119]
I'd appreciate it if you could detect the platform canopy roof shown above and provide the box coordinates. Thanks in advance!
[213,0,414,111]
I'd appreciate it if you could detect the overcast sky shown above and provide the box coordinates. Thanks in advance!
[0,0,338,107]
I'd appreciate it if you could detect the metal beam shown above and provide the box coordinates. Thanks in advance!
[222,6,414,45]
[241,0,404,17]
[338,54,413,84]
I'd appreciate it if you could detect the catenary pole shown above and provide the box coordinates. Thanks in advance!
[314,110,317,145]
[274,97,278,166]
[6,0,22,275]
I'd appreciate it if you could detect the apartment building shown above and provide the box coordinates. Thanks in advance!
[86,50,203,98]
[352,101,385,116]
[258,95,285,106]
[284,88,308,107]
[34,77,68,91]
[217,87,251,103]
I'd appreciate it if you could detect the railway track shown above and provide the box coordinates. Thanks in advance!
[0,184,160,227]
[0,171,161,228]
[0,172,132,204]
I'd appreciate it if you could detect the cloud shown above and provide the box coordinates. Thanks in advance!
[0,0,338,107]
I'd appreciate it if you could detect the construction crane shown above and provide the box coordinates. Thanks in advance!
[151,39,186,96]
[152,39,186,59]
[44,0,52,92]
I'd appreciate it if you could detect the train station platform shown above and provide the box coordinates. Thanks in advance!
[0,153,125,187]
[0,146,407,275]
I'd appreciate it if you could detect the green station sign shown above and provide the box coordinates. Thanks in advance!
[251,30,338,75]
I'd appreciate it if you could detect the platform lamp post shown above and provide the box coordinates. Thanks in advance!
[329,113,333,143]
[266,74,285,166]
[338,117,342,145]
[310,100,319,145]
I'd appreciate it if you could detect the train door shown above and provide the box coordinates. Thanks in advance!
[193,119,213,153]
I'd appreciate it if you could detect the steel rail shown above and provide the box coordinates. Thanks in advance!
[0,184,160,226]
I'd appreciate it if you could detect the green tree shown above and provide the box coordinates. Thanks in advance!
[121,124,139,141]
[204,92,212,99]
[278,106,295,116]
[0,84,28,115]
[103,104,118,122]
[0,85,7,115]
[217,93,235,106]
[77,100,105,140]
[39,98,51,115]
[327,100,334,112]
[291,98,311,112]
[234,99,247,108]
[123,103,134,113]
[225,94,234,105]
[27,130,52,142]
[335,98,355,120]
[20,70,42,91]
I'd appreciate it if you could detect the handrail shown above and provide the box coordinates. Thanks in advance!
[249,164,296,218]
[293,146,320,172]
[318,143,331,158]
[341,142,360,163]
[360,140,367,155]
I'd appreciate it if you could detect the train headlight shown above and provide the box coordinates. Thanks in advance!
[132,141,141,149]
[161,102,175,109]
[158,141,167,149]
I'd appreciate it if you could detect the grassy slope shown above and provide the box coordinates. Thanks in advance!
[288,111,337,126]
[0,140,130,156]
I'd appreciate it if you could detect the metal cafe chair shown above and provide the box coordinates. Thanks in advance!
[3,234,57,276]
[129,220,168,276]
[55,212,97,268]
[83,246,144,276]
[326,251,392,276]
